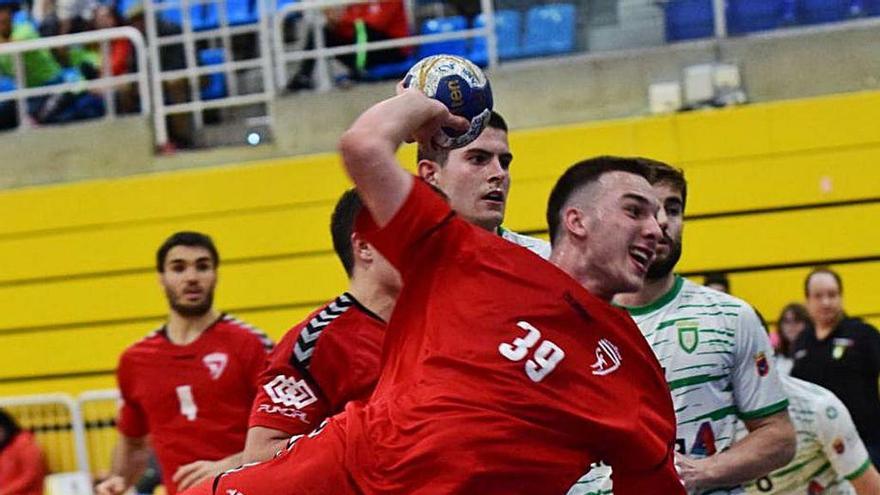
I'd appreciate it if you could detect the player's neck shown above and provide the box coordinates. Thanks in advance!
[614,274,677,308]
[348,279,397,322]
[166,309,220,345]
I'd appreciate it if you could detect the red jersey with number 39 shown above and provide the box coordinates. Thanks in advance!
[116,314,272,495]
[345,179,683,495]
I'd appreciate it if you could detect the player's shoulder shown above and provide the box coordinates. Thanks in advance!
[683,278,762,323]
[119,325,167,365]
[783,375,836,408]
[215,314,273,351]
[285,293,379,369]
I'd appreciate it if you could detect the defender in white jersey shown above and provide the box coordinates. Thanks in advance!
[571,160,795,495]
[417,110,551,259]
[736,372,880,494]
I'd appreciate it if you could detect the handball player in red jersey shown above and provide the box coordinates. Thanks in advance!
[95,232,272,495]
[183,90,684,495]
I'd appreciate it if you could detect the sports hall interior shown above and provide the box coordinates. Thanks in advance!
[0,0,879,481]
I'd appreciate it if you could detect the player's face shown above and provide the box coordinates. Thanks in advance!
[646,182,684,280]
[432,127,512,231]
[582,171,662,297]
[806,272,843,328]
[160,245,217,317]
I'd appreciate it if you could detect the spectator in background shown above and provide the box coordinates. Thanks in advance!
[0,408,47,495]
[774,302,810,376]
[792,267,880,469]
[704,271,730,294]
[287,0,409,91]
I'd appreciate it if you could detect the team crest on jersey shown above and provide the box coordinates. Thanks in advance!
[808,480,825,494]
[833,437,846,454]
[676,320,699,354]
[754,351,769,377]
[263,374,318,409]
[202,352,229,380]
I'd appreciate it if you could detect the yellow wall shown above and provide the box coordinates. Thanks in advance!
[2,90,880,396]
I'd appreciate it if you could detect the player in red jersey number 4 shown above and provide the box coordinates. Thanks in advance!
[185,91,685,495]
[96,232,273,495]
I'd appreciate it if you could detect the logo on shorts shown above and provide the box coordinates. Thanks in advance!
[263,374,318,409]
[676,320,699,354]
[590,339,622,376]
[754,351,769,377]
[203,352,228,380]
[833,437,846,455]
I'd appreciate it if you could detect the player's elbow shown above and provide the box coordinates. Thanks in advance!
[339,128,386,178]
[768,419,797,469]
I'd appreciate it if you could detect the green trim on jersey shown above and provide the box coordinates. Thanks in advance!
[737,399,789,420]
[844,458,873,481]
[623,276,684,316]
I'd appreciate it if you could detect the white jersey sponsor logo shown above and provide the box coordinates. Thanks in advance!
[202,352,229,380]
[256,404,310,423]
[263,374,318,409]
[590,339,621,376]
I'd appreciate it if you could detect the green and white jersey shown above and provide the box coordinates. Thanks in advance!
[736,375,872,495]
[498,226,551,259]
[570,276,789,495]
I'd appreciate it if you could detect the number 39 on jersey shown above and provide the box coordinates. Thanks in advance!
[499,321,565,382]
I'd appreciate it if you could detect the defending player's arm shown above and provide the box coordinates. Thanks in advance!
[676,306,796,492]
[676,410,795,491]
[94,434,151,495]
[338,87,468,227]
[815,390,880,495]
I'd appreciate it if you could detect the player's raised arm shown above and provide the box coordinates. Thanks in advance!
[338,89,468,227]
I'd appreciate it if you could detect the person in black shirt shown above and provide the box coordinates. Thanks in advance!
[792,267,880,469]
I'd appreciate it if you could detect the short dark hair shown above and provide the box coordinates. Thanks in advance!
[331,189,363,277]
[156,231,219,272]
[643,159,687,211]
[545,156,652,245]
[804,266,843,297]
[417,110,509,165]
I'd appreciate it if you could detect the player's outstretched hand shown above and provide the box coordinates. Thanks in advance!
[94,475,127,495]
[173,459,228,491]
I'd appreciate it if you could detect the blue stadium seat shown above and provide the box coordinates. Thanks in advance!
[470,9,523,65]
[198,48,228,100]
[0,76,16,93]
[664,0,714,42]
[727,0,784,34]
[418,15,468,58]
[522,3,575,57]
[158,0,217,30]
[864,0,880,15]
[363,58,415,81]
[227,0,257,25]
[799,0,849,24]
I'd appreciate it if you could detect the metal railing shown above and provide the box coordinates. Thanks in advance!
[272,0,498,92]
[144,0,275,146]
[0,393,90,475]
[0,27,151,130]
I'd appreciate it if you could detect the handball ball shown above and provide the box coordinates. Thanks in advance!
[402,54,493,149]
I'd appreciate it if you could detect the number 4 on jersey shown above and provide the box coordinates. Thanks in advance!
[499,321,565,383]
[176,385,198,421]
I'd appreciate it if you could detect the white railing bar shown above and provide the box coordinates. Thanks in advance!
[157,58,264,81]
[0,73,147,102]
[478,0,497,68]
[12,53,29,129]
[712,0,727,38]
[145,0,169,145]
[155,23,262,45]
[99,39,116,121]
[162,91,269,114]
[282,28,490,63]
[77,389,121,403]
